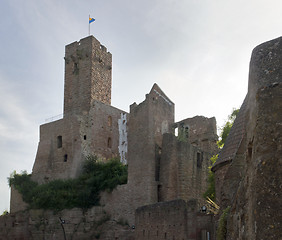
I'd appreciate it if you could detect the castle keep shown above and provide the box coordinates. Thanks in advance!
[32,36,127,184]
[1,35,280,240]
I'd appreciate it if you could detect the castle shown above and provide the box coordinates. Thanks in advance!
[1,35,281,240]
[5,35,218,239]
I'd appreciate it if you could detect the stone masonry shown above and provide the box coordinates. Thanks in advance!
[213,37,282,239]
[3,35,221,239]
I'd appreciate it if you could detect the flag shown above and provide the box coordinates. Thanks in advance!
[89,17,95,24]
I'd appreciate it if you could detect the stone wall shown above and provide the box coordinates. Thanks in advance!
[127,84,174,206]
[213,37,282,239]
[7,34,221,239]
[63,36,112,115]
[160,133,212,202]
[0,206,134,240]
[226,83,282,240]
[135,199,214,240]
[31,101,127,184]
[176,116,218,154]
[100,84,176,226]
[31,35,122,186]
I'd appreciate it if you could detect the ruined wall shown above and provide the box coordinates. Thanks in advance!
[8,34,221,239]
[0,206,134,240]
[98,84,175,226]
[226,83,282,240]
[127,84,174,206]
[135,199,214,240]
[160,133,212,203]
[32,116,79,183]
[83,101,128,163]
[214,37,282,239]
[64,36,112,115]
[177,116,218,154]
[9,187,28,214]
[219,140,246,210]
[31,101,127,184]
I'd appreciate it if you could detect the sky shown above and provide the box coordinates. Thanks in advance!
[0,0,282,213]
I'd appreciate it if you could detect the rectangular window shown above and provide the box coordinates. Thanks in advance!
[197,152,203,168]
[57,136,62,148]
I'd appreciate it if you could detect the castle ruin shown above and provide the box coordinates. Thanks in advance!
[1,35,281,240]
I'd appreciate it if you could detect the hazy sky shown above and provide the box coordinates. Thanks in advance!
[1,0,282,213]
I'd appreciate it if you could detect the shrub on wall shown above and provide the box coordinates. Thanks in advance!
[217,206,231,240]
[8,157,127,211]
[203,154,217,201]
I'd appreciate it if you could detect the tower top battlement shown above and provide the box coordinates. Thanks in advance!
[63,36,112,115]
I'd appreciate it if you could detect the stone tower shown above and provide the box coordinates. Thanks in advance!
[63,36,112,115]
[127,84,175,205]
[31,36,125,185]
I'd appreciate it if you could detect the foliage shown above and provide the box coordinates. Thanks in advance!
[8,157,127,211]
[203,154,218,201]
[203,108,239,204]
[217,108,239,148]
[217,206,231,240]
[8,170,38,204]
[1,210,9,216]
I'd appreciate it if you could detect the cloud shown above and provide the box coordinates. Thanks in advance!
[1,0,282,213]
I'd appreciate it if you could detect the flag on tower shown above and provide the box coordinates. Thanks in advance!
[89,17,95,24]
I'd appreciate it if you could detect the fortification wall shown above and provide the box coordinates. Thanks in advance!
[9,187,28,214]
[214,37,282,239]
[32,116,80,183]
[226,83,282,240]
[160,133,212,203]
[177,116,218,154]
[0,206,134,240]
[31,101,127,185]
[135,199,214,240]
[83,101,128,163]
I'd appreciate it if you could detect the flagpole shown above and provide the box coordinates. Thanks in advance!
[89,15,90,36]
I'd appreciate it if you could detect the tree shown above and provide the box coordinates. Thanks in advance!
[217,108,239,148]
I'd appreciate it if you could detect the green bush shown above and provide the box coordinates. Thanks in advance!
[203,154,217,201]
[8,157,127,211]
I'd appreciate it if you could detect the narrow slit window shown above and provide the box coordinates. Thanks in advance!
[57,136,62,148]
[64,154,68,162]
[108,116,112,127]
[108,137,112,148]
[197,152,202,168]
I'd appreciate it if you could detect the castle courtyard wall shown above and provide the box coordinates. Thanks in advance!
[160,133,213,203]
[135,199,214,240]
[0,206,135,240]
